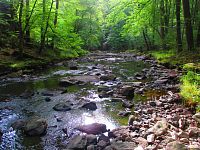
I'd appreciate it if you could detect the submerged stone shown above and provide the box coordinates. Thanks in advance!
[81,102,97,111]
[53,102,72,111]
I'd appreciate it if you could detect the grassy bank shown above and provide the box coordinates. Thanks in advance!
[0,47,88,77]
[151,50,200,111]
[135,49,200,112]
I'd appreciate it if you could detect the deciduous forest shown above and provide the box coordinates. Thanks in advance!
[0,0,200,149]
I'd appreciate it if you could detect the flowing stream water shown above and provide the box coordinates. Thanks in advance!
[0,53,153,150]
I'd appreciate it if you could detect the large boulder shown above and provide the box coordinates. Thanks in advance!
[53,102,72,111]
[165,141,187,150]
[75,123,107,135]
[24,117,48,136]
[81,102,97,111]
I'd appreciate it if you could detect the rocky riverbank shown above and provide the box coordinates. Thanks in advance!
[62,52,200,150]
[1,52,199,149]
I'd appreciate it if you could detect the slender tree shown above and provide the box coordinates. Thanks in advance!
[52,0,59,49]
[25,0,30,43]
[197,23,200,47]
[39,0,54,53]
[39,0,46,53]
[19,0,24,52]
[176,0,182,52]
[160,0,166,49]
[182,0,194,51]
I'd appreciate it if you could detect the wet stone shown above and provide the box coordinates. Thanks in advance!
[45,97,51,102]
[120,85,135,99]
[53,102,72,111]
[97,140,109,149]
[11,119,26,130]
[118,111,131,117]
[86,134,97,145]
[67,135,87,149]
[81,102,97,111]
[41,91,54,96]
[100,74,116,81]
[122,101,134,108]
[24,117,48,136]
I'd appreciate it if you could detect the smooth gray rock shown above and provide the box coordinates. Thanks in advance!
[24,117,48,136]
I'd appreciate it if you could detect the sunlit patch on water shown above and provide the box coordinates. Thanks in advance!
[53,70,84,76]
[83,90,110,102]
[82,111,118,130]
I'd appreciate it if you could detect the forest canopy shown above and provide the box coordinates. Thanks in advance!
[0,0,199,54]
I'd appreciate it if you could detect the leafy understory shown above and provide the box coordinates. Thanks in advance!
[181,71,200,111]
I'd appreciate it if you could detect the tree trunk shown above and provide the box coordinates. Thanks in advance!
[19,0,24,52]
[176,0,182,52]
[182,0,194,51]
[143,29,150,51]
[39,0,54,53]
[164,0,171,35]
[52,0,59,49]
[25,0,30,44]
[197,23,200,47]
[160,0,166,49]
[39,0,46,53]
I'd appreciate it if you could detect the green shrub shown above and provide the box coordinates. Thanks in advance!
[180,71,200,105]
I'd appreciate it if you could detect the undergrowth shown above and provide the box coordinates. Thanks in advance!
[136,49,200,112]
[180,71,200,111]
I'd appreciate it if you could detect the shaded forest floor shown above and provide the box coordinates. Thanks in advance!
[0,47,80,77]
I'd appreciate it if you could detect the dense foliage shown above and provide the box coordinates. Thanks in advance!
[0,0,199,53]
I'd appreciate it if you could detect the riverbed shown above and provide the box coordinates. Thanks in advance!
[0,52,153,149]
